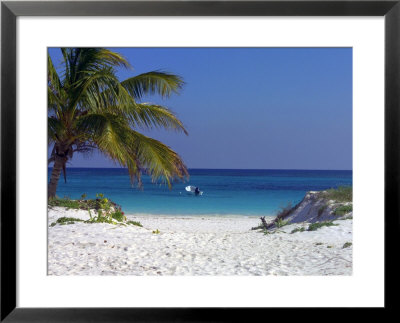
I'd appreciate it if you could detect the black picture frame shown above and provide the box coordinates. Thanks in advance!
[1,0,399,321]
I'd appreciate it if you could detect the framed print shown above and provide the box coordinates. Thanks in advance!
[1,0,399,321]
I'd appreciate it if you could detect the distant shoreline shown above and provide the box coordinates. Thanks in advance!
[48,167,353,172]
[124,213,265,219]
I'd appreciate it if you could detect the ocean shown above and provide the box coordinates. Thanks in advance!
[49,168,352,217]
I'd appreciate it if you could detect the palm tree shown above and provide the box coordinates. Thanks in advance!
[48,48,188,198]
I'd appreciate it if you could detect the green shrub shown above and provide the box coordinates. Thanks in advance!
[48,198,81,209]
[85,215,116,224]
[111,210,126,222]
[307,221,338,231]
[321,186,352,202]
[127,220,142,227]
[48,194,133,226]
[291,227,305,234]
[56,216,83,223]
[342,242,352,248]
[49,194,118,211]
[50,217,84,226]
[334,204,353,216]
[152,229,160,234]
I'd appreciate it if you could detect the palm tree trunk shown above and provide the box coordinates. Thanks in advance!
[48,156,64,198]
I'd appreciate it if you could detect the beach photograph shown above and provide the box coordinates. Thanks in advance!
[47,47,353,276]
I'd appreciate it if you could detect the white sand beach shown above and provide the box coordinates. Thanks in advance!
[48,207,352,276]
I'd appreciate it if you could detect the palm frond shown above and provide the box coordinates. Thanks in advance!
[69,67,123,113]
[48,116,65,140]
[77,48,131,73]
[75,113,133,160]
[124,103,188,134]
[121,71,184,100]
[60,48,130,85]
[75,112,188,188]
[48,54,62,94]
[128,130,188,188]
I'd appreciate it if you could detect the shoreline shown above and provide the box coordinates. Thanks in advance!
[126,213,266,219]
[48,207,352,276]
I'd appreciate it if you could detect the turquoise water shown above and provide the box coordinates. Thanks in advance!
[49,168,352,216]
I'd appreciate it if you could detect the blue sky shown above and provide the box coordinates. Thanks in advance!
[49,47,352,170]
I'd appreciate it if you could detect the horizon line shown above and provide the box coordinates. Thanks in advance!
[48,166,353,171]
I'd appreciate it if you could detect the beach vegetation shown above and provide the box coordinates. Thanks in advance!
[342,242,352,248]
[260,202,294,230]
[341,215,353,220]
[307,221,338,231]
[275,218,289,228]
[252,216,275,231]
[291,227,306,234]
[85,215,117,225]
[50,217,84,226]
[333,204,353,216]
[48,48,188,198]
[275,202,294,220]
[321,186,352,202]
[251,223,274,234]
[111,210,126,222]
[315,242,323,246]
[152,229,160,234]
[126,220,142,227]
[48,197,81,209]
[48,195,120,211]
[48,194,136,226]
[251,223,265,230]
